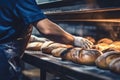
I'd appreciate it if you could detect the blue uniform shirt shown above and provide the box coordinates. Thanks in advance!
[0,0,46,42]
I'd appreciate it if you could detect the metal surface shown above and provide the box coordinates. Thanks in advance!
[46,8,120,22]
[22,51,120,80]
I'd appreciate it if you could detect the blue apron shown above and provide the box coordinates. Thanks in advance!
[0,26,32,80]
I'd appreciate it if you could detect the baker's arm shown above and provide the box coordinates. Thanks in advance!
[33,18,93,49]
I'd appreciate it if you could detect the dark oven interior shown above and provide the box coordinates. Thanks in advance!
[33,0,120,42]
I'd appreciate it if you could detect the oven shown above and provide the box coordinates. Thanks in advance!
[23,0,120,80]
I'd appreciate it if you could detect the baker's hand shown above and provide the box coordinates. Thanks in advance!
[73,36,93,49]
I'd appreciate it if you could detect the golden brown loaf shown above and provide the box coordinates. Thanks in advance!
[48,43,72,48]
[109,57,120,74]
[26,42,43,51]
[85,36,96,44]
[95,51,120,69]
[97,38,113,44]
[95,41,120,52]
[51,47,68,57]
[110,41,120,45]
[41,41,73,54]
[41,46,55,54]
[40,41,54,50]
[94,43,110,52]
[108,41,120,52]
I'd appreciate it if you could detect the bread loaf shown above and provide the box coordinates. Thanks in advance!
[41,41,54,49]
[108,41,120,52]
[62,48,102,65]
[51,47,68,57]
[95,51,120,69]
[109,57,120,74]
[41,41,73,54]
[61,47,83,62]
[29,35,48,42]
[85,36,96,44]
[77,49,102,65]
[94,43,110,52]
[110,41,120,45]
[26,42,43,51]
[97,38,113,44]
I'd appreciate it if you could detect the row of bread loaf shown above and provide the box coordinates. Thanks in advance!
[40,41,102,65]
[27,35,120,52]
[26,35,120,73]
[95,51,120,74]
[87,37,120,52]
[26,36,102,65]
[87,37,120,73]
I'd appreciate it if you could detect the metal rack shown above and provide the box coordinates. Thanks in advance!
[22,51,120,80]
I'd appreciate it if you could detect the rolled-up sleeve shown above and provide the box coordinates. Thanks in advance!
[15,0,46,25]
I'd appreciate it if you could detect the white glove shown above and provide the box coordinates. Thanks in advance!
[73,36,93,49]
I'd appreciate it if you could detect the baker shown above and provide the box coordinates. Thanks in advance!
[0,0,93,80]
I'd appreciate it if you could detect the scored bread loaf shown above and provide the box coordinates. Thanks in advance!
[109,57,120,74]
[40,41,54,49]
[62,48,102,65]
[26,42,43,51]
[51,47,68,57]
[61,47,83,62]
[77,49,102,65]
[41,41,73,54]
[95,51,120,69]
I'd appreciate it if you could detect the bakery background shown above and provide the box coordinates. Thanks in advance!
[33,0,120,41]
[22,0,120,80]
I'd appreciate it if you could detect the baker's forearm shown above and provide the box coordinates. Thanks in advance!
[34,18,74,45]
[33,18,93,49]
